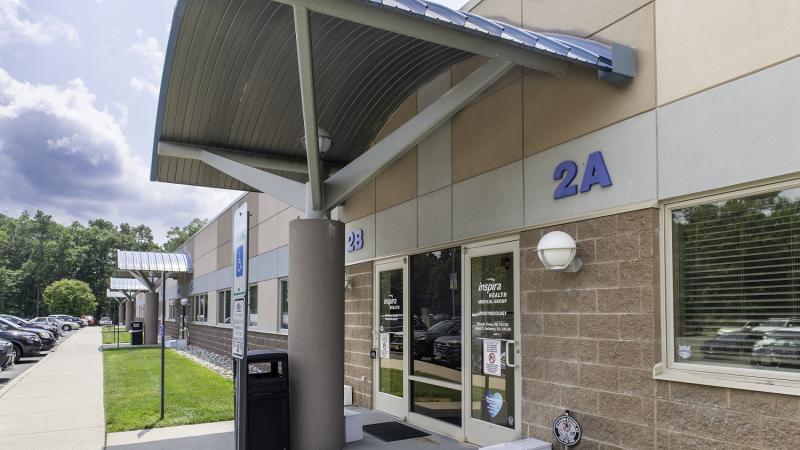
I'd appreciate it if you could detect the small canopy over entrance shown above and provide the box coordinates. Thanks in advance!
[151,0,635,216]
[116,250,192,291]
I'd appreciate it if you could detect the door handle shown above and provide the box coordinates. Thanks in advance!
[505,340,516,367]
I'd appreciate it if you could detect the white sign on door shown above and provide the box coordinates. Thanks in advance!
[231,203,248,359]
[379,333,390,359]
[483,339,502,376]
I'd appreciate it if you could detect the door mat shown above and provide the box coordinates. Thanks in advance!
[363,422,431,442]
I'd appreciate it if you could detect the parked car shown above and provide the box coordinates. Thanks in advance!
[0,323,42,363]
[49,315,84,328]
[700,331,762,360]
[31,316,72,333]
[0,314,60,338]
[413,319,460,358]
[0,317,55,351]
[81,315,94,326]
[715,320,760,336]
[751,318,800,334]
[0,338,13,370]
[98,317,112,325]
[751,329,800,368]
[432,335,461,367]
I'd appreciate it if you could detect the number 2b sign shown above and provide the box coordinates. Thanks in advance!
[346,229,364,253]
[553,151,612,200]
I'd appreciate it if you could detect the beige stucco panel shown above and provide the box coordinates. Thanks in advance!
[339,179,375,223]
[194,220,217,258]
[375,148,418,211]
[452,79,523,183]
[656,0,800,105]
[372,92,417,144]
[194,247,216,278]
[471,0,522,26]
[255,278,278,334]
[521,0,651,37]
[257,217,278,254]
[257,193,280,224]
[523,3,655,156]
[276,206,302,248]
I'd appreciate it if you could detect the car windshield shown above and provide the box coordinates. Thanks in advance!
[761,319,788,327]
[0,318,22,330]
[428,320,457,333]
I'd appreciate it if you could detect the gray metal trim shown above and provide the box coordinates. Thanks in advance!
[324,58,514,209]
[159,141,313,173]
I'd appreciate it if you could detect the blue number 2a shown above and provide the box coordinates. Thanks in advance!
[580,151,612,193]
[553,160,579,199]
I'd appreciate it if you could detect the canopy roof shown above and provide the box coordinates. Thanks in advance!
[109,277,149,291]
[151,0,634,200]
[117,251,191,274]
[106,289,127,299]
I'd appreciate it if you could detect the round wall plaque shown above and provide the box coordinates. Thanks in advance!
[553,412,581,446]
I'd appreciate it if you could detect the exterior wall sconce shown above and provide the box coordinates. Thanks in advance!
[537,231,583,272]
[300,127,332,155]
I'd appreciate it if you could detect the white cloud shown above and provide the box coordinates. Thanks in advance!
[0,68,241,242]
[129,29,164,78]
[0,0,78,46]
[129,76,159,98]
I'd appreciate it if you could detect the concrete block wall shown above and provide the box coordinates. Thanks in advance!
[519,208,800,449]
[345,261,374,408]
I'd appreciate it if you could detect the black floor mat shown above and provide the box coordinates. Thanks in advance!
[363,422,431,442]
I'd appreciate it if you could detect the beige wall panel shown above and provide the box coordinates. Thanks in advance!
[257,217,278,254]
[375,148,418,211]
[521,0,650,37]
[276,207,303,248]
[451,55,524,102]
[217,241,232,270]
[372,93,417,144]
[194,248,216,277]
[656,0,800,105]
[240,192,259,225]
[207,290,218,325]
[472,0,521,26]
[522,4,655,156]
[339,179,375,224]
[258,193,280,224]
[216,209,232,248]
[257,279,278,334]
[418,70,451,110]
[452,79,523,183]
[195,221,217,258]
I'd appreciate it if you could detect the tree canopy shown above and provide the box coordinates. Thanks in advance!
[43,279,97,317]
[163,218,208,252]
[0,211,204,319]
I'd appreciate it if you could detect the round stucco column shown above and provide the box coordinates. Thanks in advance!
[125,299,135,331]
[118,303,125,326]
[144,292,159,345]
[288,218,345,450]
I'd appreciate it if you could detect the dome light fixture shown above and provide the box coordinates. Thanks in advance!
[537,231,583,272]
[300,127,332,155]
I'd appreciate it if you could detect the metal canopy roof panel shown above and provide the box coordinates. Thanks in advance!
[109,277,150,291]
[116,251,192,274]
[151,0,634,192]
[106,289,128,298]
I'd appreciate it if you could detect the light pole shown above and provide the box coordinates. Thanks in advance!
[180,297,189,340]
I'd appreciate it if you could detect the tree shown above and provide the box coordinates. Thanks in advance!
[163,218,208,252]
[43,279,97,317]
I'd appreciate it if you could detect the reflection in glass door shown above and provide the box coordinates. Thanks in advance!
[464,240,521,446]
[373,259,406,419]
[408,248,463,436]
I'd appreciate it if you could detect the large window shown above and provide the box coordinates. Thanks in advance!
[249,284,258,327]
[218,290,232,324]
[193,294,208,322]
[279,278,289,330]
[668,183,800,379]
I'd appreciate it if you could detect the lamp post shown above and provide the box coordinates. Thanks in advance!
[180,297,189,340]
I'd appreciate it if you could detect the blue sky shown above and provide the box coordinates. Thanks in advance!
[0,0,466,242]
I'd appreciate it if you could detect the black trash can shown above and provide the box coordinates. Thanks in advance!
[244,349,289,450]
[130,321,144,346]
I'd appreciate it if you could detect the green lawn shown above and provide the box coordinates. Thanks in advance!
[101,326,131,344]
[103,348,233,432]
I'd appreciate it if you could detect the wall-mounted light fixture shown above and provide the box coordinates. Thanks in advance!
[537,231,583,272]
[180,298,189,307]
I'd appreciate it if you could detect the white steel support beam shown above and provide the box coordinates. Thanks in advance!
[129,270,156,292]
[274,0,569,76]
[324,58,515,210]
[157,142,306,211]
[293,5,323,214]
[159,141,312,174]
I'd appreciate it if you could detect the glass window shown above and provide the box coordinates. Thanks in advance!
[410,381,462,427]
[169,301,177,321]
[249,285,258,327]
[218,290,232,324]
[671,185,800,374]
[378,269,403,398]
[279,278,289,330]
[194,294,208,322]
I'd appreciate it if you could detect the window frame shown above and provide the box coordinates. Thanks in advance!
[278,277,289,331]
[659,178,800,394]
[218,289,232,324]
[193,294,208,323]
[248,284,258,327]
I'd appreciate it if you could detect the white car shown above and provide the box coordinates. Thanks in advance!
[99,317,112,325]
[38,316,77,331]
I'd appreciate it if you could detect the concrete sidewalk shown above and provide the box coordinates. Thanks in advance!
[0,326,105,450]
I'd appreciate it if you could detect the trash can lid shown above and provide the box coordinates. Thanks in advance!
[247,349,287,360]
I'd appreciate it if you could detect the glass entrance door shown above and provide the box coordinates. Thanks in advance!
[373,259,407,419]
[463,240,521,446]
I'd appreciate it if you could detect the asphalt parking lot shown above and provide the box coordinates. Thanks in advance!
[0,329,77,387]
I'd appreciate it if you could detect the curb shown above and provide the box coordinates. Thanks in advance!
[0,329,80,398]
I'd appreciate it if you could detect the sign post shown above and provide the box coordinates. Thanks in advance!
[232,203,249,450]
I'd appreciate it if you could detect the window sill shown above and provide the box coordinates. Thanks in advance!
[654,364,800,396]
